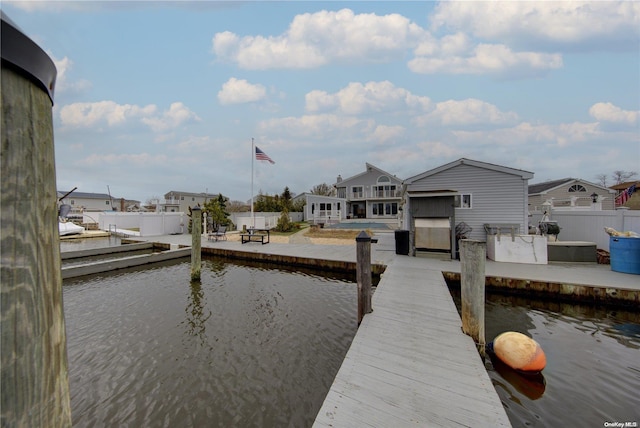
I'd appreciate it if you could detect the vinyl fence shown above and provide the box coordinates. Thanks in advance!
[530,209,640,251]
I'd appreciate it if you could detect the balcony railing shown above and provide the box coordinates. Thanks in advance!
[349,189,402,200]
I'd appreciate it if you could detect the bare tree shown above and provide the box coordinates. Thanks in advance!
[612,170,638,185]
[595,171,637,187]
[594,174,608,187]
[310,182,333,196]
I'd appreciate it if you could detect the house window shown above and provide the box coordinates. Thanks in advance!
[70,200,75,205]
[454,194,472,209]
[352,186,363,198]
[181,196,184,200]
[568,185,587,192]
[372,202,398,216]
[105,200,110,205]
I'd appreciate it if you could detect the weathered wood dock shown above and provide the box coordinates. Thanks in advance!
[313,254,510,427]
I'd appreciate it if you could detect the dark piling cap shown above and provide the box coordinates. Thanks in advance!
[1,11,57,104]
[356,230,371,242]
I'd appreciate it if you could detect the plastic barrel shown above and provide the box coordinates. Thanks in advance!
[610,236,640,275]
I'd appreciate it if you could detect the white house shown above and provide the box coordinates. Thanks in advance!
[334,163,403,220]
[303,194,347,225]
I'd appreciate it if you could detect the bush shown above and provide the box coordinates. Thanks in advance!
[275,210,294,232]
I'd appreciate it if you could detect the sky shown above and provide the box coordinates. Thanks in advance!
[3,1,639,204]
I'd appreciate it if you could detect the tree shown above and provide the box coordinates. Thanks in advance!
[311,182,333,196]
[595,170,638,187]
[280,186,293,212]
[612,170,637,185]
[204,193,230,231]
[274,208,294,232]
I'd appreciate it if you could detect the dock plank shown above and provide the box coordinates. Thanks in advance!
[313,257,510,427]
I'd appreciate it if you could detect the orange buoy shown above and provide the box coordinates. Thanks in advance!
[493,331,546,373]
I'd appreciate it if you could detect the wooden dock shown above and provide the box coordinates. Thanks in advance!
[313,254,510,427]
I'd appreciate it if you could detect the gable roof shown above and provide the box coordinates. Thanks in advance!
[528,178,573,194]
[404,158,533,184]
[528,178,615,195]
[334,163,401,186]
[57,190,112,199]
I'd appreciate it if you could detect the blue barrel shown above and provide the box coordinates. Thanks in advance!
[610,236,640,275]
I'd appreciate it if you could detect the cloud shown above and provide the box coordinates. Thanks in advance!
[49,54,92,94]
[59,101,199,132]
[430,1,640,51]
[417,98,518,126]
[82,152,169,166]
[217,78,267,105]
[258,114,374,140]
[306,81,431,115]
[409,43,563,76]
[589,102,639,125]
[141,102,201,132]
[452,121,600,148]
[212,8,425,69]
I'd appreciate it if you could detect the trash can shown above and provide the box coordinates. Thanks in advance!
[610,236,640,275]
[395,230,409,255]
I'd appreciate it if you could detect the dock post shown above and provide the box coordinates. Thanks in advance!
[191,206,202,281]
[356,231,372,325]
[460,239,486,355]
[1,14,72,427]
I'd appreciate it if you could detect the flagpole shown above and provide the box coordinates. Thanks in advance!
[251,137,254,229]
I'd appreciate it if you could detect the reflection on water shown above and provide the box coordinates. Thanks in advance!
[63,257,357,427]
[60,236,122,252]
[448,284,640,427]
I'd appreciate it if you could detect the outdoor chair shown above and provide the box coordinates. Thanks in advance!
[208,226,227,241]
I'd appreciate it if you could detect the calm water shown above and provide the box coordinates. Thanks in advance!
[63,258,357,427]
[449,286,640,427]
[60,236,123,252]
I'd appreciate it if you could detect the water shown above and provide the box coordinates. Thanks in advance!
[60,236,123,252]
[448,285,640,427]
[63,258,357,427]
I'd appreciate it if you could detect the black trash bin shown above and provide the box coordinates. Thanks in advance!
[395,230,410,255]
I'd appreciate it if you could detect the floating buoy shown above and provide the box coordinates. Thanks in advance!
[492,331,546,373]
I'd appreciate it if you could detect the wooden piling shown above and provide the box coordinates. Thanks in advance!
[460,239,486,355]
[191,206,202,281]
[1,15,72,427]
[356,231,372,325]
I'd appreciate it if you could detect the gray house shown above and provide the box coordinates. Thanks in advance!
[402,158,534,257]
[334,163,403,219]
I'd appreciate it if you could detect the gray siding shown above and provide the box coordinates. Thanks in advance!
[408,164,528,241]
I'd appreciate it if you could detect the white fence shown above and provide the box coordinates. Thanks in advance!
[530,209,640,251]
[98,212,186,236]
[230,212,304,231]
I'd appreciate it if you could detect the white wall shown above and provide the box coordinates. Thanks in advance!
[530,209,640,251]
[98,212,185,236]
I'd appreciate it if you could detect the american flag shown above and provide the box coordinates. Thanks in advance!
[615,183,636,206]
[255,146,275,164]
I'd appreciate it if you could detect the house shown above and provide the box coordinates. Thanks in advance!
[303,194,347,225]
[159,191,219,213]
[333,163,403,220]
[610,181,639,210]
[528,178,616,212]
[57,190,139,212]
[402,158,534,258]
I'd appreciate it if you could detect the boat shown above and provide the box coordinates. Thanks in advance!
[59,220,84,236]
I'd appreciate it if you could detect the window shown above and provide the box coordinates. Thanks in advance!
[352,186,363,198]
[70,200,75,205]
[454,194,472,209]
[568,184,586,192]
[105,200,110,205]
